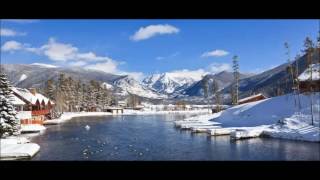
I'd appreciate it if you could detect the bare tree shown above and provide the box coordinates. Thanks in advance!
[285,42,299,107]
[303,37,315,125]
[294,54,302,110]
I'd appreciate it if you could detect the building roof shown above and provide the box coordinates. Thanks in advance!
[106,106,124,110]
[12,87,54,105]
[10,94,26,105]
[298,63,320,82]
[238,93,267,103]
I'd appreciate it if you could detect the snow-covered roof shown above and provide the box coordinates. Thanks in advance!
[33,93,51,105]
[12,87,54,105]
[238,93,267,103]
[12,87,34,104]
[10,94,26,105]
[298,63,320,82]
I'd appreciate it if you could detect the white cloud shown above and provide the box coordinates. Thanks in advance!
[85,61,145,81]
[121,71,145,81]
[76,52,111,61]
[156,63,231,82]
[1,38,145,81]
[40,38,78,61]
[39,38,115,62]
[85,59,119,74]
[168,69,207,81]
[131,24,179,41]
[201,49,229,57]
[1,41,41,54]
[2,38,113,63]
[0,28,26,36]
[1,41,23,51]
[207,63,232,73]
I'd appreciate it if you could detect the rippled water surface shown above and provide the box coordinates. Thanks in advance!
[31,115,320,160]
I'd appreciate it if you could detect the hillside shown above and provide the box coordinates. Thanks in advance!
[222,51,320,98]
[179,71,250,97]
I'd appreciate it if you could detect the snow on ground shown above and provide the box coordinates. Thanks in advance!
[214,93,313,127]
[0,136,30,144]
[263,110,320,142]
[123,109,209,115]
[43,112,113,125]
[0,137,39,160]
[101,82,113,89]
[30,63,58,68]
[20,124,46,133]
[43,110,208,125]
[0,143,40,160]
[176,93,320,142]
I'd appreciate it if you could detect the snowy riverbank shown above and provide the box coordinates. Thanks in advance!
[123,109,209,115]
[43,112,113,125]
[0,136,40,160]
[175,93,320,142]
[44,109,209,125]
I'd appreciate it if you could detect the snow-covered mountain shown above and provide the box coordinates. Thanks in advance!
[142,72,200,94]
[113,76,167,99]
[178,71,250,97]
[101,82,114,90]
[2,64,121,89]
[30,63,58,68]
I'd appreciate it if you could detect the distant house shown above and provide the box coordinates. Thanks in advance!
[11,87,55,125]
[117,100,127,107]
[238,93,268,105]
[298,63,320,93]
[11,94,32,123]
[104,107,124,114]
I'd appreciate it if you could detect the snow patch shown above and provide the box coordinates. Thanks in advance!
[298,63,320,81]
[31,63,58,68]
[19,74,27,82]
[176,93,320,142]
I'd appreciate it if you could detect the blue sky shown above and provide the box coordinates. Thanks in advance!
[1,19,319,80]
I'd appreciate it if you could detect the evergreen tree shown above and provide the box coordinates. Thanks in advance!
[101,85,110,110]
[72,79,81,111]
[44,79,55,101]
[66,76,76,112]
[201,76,210,112]
[284,42,295,90]
[0,72,19,137]
[55,73,68,112]
[81,83,88,111]
[232,55,240,105]
[294,54,302,110]
[212,79,221,112]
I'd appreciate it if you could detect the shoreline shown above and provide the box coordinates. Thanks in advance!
[43,110,209,125]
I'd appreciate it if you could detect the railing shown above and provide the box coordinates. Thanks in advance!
[20,119,43,125]
[31,109,50,116]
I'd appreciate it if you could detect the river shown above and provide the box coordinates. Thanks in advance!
[31,114,320,160]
